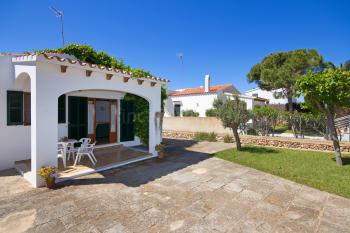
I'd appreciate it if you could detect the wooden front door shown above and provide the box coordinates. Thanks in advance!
[68,96,88,140]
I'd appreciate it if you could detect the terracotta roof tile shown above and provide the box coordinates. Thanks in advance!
[170,84,240,96]
[40,53,169,83]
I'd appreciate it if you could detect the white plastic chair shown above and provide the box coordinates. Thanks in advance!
[79,138,91,146]
[57,148,66,168]
[66,142,76,162]
[66,138,90,161]
[74,142,97,166]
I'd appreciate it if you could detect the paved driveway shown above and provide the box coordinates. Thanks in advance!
[0,139,349,233]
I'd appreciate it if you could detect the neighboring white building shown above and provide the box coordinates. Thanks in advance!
[164,75,267,117]
[244,87,297,105]
[0,53,168,187]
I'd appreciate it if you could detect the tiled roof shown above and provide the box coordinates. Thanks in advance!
[170,84,240,96]
[11,53,169,83]
[41,54,170,83]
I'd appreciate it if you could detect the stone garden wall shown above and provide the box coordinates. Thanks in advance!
[163,130,350,153]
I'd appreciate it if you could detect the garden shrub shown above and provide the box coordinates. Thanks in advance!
[193,132,209,141]
[193,132,217,142]
[223,134,234,143]
[182,109,199,117]
[205,108,217,117]
[207,132,217,142]
[247,128,258,135]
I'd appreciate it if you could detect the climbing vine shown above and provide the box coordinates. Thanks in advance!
[30,43,167,144]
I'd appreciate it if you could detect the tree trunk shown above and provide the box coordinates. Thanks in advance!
[325,110,343,166]
[286,90,298,138]
[232,128,242,151]
[287,92,294,112]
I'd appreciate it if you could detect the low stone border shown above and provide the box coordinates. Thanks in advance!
[163,130,350,153]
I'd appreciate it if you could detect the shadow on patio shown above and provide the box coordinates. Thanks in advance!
[55,138,223,188]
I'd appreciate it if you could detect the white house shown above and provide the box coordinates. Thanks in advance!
[0,53,168,187]
[244,87,297,105]
[164,75,267,117]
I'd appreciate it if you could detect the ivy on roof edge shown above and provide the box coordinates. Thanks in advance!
[26,43,154,79]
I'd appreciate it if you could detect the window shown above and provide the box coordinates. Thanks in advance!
[24,93,31,125]
[174,104,181,117]
[252,93,258,97]
[7,91,24,125]
[58,95,66,123]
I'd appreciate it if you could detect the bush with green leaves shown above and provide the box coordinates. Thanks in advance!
[207,132,217,142]
[182,109,199,117]
[223,135,234,143]
[193,132,217,142]
[247,128,258,136]
[205,108,217,117]
[193,132,209,141]
[281,111,327,138]
[252,105,280,136]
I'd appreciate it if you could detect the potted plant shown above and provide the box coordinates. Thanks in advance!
[155,143,165,159]
[37,165,57,189]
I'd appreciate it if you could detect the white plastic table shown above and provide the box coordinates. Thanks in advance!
[58,139,77,168]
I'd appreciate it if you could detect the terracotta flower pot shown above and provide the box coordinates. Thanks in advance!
[46,177,55,189]
[158,151,165,159]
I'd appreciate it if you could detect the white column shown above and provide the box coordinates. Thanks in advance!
[148,96,161,156]
[30,83,58,187]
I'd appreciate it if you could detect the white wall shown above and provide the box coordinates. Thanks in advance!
[163,117,232,134]
[165,92,259,117]
[166,93,219,117]
[0,57,31,170]
[244,87,296,105]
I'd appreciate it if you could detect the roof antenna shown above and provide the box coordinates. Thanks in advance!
[49,6,65,47]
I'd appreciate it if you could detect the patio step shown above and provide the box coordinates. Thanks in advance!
[14,160,32,180]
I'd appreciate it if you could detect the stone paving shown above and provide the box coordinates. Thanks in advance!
[0,139,349,233]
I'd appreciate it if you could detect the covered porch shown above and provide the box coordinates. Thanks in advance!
[15,144,151,182]
[12,53,168,187]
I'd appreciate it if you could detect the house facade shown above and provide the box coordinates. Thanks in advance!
[0,53,168,187]
[164,75,266,117]
[244,87,297,105]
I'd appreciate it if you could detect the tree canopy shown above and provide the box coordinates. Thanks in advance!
[294,68,350,165]
[247,49,326,110]
[294,69,350,112]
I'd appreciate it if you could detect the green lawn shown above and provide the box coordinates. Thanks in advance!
[215,146,350,199]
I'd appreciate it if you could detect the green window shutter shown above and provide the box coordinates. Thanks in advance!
[174,104,181,116]
[58,95,66,123]
[7,91,23,125]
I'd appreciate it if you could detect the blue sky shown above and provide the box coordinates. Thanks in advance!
[0,0,349,92]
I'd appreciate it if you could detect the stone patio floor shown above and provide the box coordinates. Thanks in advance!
[0,139,349,233]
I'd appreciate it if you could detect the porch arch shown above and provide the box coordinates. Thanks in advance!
[14,72,31,92]
[28,66,162,187]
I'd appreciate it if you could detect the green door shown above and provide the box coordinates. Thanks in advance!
[120,100,135,141]
[68,96,88,140]
[174,104,181,116]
